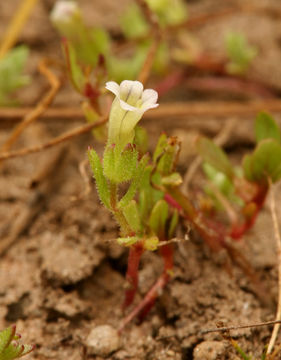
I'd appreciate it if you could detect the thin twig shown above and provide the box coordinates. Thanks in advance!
[135,0,160,35]
[0,116,108,162]
[201,320,281,335]
[267,184,281,354]
[0,59,60,159]
[1,100,281,124]
[184,76,277,99]
[137,38,160,85]
[135,0,161,85]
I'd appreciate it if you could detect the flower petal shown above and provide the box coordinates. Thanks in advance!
[141,89,159,111]
[142,89,158,104]
[119,99,140,112]
[105,81,120,97]
[120,80,143,104]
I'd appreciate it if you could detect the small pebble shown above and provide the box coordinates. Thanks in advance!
[193,340,226,360]
[86,325,120,357]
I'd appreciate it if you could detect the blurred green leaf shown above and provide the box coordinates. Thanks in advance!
[197,137,233,179]
[62,40,85,92]
[168,210,178,238]
[255,111,281,144]
[134,126,149,155]
[225,32,257,75]
[120,3,148,39]
[243,139,281,183]
[0,46,30,106]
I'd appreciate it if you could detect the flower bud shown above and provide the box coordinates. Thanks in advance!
[50,1,82,37]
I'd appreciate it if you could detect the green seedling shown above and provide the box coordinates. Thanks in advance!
[225,32,257,75]
[0,325,34,360]
[195,111,281,241]
[0,46,30,106]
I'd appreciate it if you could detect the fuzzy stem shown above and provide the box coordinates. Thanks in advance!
[109,182,132,236]
[109,182,144,309]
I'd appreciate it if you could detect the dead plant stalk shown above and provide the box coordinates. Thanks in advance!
[267,184,281,354]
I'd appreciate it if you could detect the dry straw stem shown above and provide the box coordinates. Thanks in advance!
[267,183,281,354]
[0,116,108,162]
[135,0,161,85]
[0,0,39,59]
[201,320,281,335]
[1,100,281,124]
[0,60,60,161]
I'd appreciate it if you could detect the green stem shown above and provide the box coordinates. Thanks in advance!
[109,181,133,236]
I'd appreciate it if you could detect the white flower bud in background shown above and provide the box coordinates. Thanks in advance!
[50,1,82,36]
[106,80,158,149]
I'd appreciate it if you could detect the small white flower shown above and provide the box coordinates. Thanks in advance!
[106,80,158,149]
[50,1,80,24]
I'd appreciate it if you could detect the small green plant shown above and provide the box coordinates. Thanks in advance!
[196,111,281,242]
[225,32,257,75]
[0,46,30,106]
[88,80,180,316]
[0,325,34,360]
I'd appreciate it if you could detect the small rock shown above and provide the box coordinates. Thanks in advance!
[86,325,120,357]
[193,340,226,360]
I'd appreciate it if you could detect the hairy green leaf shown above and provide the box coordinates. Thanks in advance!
[88,149,110,209]
[122,200,141,233]
[149,199,169,238]
[0,327,15,354]
[119,154,149,208]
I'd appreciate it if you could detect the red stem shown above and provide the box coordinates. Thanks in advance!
[230,185,268,239]
[137,243,174,321]
[123,243,144,309]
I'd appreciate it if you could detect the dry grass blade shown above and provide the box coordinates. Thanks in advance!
[0,59,60,160]
[0,0,39,59]
[267,184,281,354]
[0,116,108,161]
[201,320,281,334]
[1,100,281,124]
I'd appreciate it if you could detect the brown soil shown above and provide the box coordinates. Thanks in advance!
[1,0,281,359]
